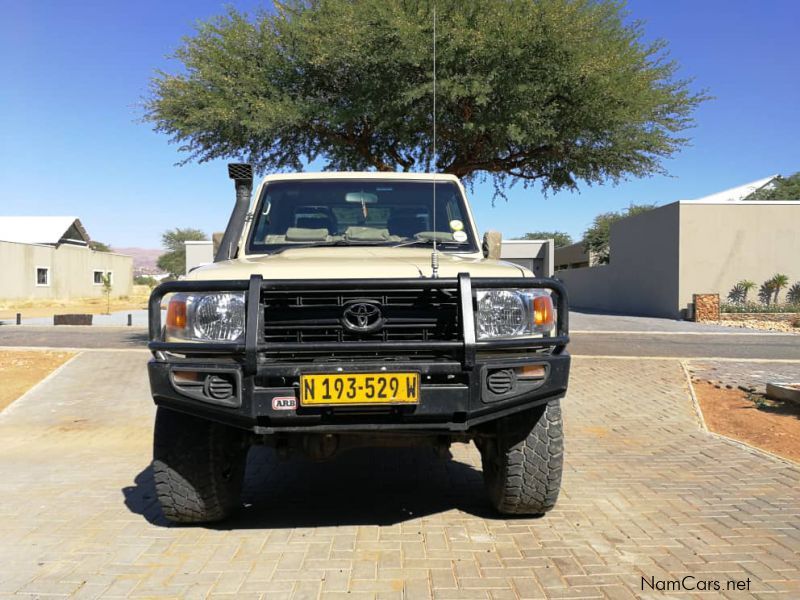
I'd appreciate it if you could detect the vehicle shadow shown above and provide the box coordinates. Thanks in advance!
[123,445,505,529]
[121,330,150,346]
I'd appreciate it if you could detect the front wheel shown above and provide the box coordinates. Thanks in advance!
[152,407,249,524]
[479,400,564,515]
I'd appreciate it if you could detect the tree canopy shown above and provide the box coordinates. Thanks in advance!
[146,0,705,195]
[514,231,573,247]
[583,204,656,263]
[89,241,111,252]
[745,172,800,200]
[134,275,158,288]
[157,228,208,277]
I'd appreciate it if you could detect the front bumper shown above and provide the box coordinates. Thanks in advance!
[148,354,570,434]
[147,274,570,435]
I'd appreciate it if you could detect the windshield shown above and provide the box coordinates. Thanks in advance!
[246,179,477,254]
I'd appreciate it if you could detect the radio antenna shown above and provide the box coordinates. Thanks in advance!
[430,4,439,279]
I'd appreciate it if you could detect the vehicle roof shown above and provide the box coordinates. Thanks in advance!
[258,171,461,185]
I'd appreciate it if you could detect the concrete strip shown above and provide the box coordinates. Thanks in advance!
[3,346,799,364]
[572,329,796,336]
[569,332,800,359]
[573,354,800,363]
[0,345,150,353]
[0,351,82,419]
[4,326,799,359]
[681,360,708,432]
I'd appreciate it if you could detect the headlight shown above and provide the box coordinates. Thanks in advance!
[475,289,555,340]
[165,292,246,342]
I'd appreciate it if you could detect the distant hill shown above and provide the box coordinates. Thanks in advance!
[113,247,164,276]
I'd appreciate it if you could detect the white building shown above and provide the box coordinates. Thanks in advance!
[682,175,778,203]
[500,239,554,277]
[0,216,133,300]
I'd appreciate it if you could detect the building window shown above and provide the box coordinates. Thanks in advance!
[36,267,50,287]
[93,270,113,285]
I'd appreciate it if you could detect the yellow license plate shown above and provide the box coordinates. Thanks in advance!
[300,372,420,406]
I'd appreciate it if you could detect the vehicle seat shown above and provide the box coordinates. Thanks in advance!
[387,214,426,238]
[296,216,334,233]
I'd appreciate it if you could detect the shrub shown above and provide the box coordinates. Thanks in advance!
[727,283,745,303]
[768,273,790,304]
[721,302,800,314]
[134,275,158,286]
[758,282,775,305]
[787,283,800,305]
[727,280,756,304]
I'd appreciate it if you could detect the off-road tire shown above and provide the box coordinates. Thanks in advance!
[480,400,564,515]
[152,407,249,524]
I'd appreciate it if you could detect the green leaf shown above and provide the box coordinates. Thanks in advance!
[145,0,707,195]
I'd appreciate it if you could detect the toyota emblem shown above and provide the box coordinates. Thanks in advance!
[342,301,384,332]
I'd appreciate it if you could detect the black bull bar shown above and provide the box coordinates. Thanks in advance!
[148,274,569,373]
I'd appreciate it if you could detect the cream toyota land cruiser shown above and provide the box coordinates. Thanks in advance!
[147,164,570,523]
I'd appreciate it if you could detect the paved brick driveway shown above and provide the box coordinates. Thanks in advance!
[0,353,797,599]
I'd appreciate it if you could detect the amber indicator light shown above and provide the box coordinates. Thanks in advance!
[166,298,187,330]
[533,295,554,327]
[517,364,547,379]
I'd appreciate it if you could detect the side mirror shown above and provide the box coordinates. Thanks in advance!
[482,230,502,260]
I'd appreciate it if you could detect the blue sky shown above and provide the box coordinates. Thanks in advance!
[1,0,798,249]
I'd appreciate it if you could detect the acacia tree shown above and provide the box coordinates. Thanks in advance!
[514,231,573,247]
[146,0,705,195]
[583,204,656,263]
[157,228,208,277]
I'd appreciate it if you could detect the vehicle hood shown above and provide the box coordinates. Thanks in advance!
[186,247,527,281]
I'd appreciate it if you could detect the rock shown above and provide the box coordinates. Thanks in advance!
[766,382,800,404]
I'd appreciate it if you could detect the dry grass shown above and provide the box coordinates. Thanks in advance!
[0,285,152,319]
[0,351,76,411]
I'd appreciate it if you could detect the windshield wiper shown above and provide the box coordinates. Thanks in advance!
[268,240,390,255]
[391,238,467,249]
[391,239,433,248]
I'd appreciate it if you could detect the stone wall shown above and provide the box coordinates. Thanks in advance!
[693,294,720,322]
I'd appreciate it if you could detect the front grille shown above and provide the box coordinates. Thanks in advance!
[261,287,461,349]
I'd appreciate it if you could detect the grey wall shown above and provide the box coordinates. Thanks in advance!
[0,241,133,300]
[610,203,681,317]
[553,264,618,311]
[678,202,800,310]
[556,201,800,318]
[556,203,681,317]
